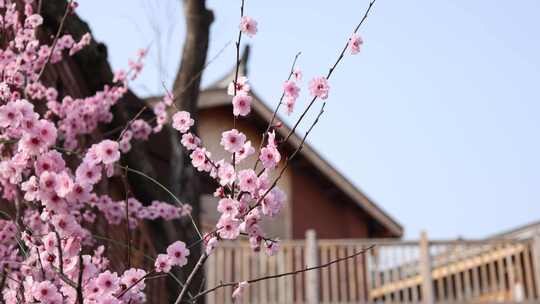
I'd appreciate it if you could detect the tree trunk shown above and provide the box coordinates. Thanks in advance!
[169,0,214,301]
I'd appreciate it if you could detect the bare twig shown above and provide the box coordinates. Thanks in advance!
[120,166,132,268]
[75,251,84,304]
[230,0,246,196]
[191,245,375,301]
[250,103,325,213]
[173,253,208,304]
[253,51,301,170]
[54,231,64,276]
[282,0,376,146]
[36,0,72,81]
[116,106,148,142]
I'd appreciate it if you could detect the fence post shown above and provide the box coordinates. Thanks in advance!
[305,229,319,304]
[419,230,434,304]
[532,233,540,299]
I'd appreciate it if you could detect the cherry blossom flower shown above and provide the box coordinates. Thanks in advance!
[205,236,219,255]
[54,171,74,198]
[166,241,190,267]
[217,162,236,186]
[221,129,246,153]
[75,162,102,186]
[96,270,120,294]
[265,240,280,256]
[235,140,255,163]
[238,169,258,194]
[308,76,330,100]
[348,33,363,54]
[172,111,194,133]
[239,16,258,37]
[232,94,252,116]
[98,140,120,165]
[154,254,173,273]
[232,281,249,302]
[283,80,300,99]
[259,146,281,169]
[181,132,200,150]
[293,67,302,81]
[121,268,147,292]
[227,76,251,96]
[217,215,241,240]
[217,198,239,217]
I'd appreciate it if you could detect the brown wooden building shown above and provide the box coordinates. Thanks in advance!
[196,48,403,241]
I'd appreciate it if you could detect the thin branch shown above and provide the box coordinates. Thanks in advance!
[75,251,84,304]
[192,244,375,301]
[54,231,64,276]
[36,0,72,81]
[173,253,208,304]
[120,166,133,268]
[250,103,325,214]
[253,51,301,170]
[281,0,376,146]
[231,0,246,197]
[116,271,155,299]
[115,106,147,142]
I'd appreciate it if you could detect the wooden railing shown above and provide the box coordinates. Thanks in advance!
[205,231,540,303]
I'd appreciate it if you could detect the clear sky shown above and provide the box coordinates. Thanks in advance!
[78,0,540,239]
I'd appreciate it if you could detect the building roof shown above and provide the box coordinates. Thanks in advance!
[198,46,403,237]
[489,219,540,240]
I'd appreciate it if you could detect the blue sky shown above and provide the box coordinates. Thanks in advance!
[78,0,540,239]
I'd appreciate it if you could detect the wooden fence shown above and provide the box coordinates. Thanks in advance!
[205,231,540,303]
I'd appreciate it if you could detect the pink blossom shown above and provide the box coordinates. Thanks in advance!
[293,67,302,81]
[221,129,246,153]
[121,268,147,292]
[32,281,57,302]
[227,76,250,96]
[285,96,296,115]
[264,240,280,256]
[39,171,57,193]
[54,171,74,198]
[238,169,258,194]
[205,236,218,255]
[0,102,22,128]
[348,33,363,54]
[154,254,172,273]
[232,281,249,303]
[98,140,120,165]
[21,176,39,201]
[235,140,255,163]
[239,16,258,37]
[166,241,190,267]
[172,111,194,133]
[181,133,200,150]
[75,162,102,186]
[261,188,286,217]
[190,147,212,172]
[259,146,281,169]
[308,76,330,100]
[232,95,252,116]
[283,80,300,99]
[217,215,241,240]
[217,162,236,186]
[96,270,119,294]
[25,14,43,29]
[217,198,239,217]
[35,119,58,146]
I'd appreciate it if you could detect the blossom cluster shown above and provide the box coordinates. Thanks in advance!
[0,1,191,303]
[0,0,367,302]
